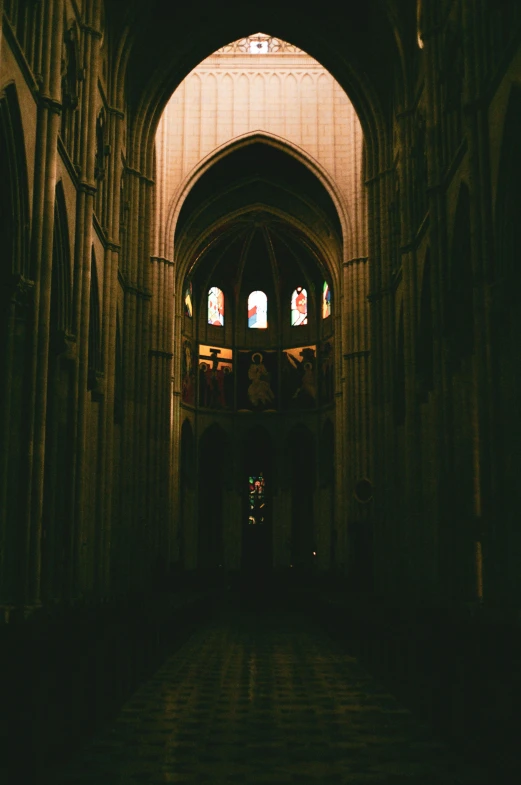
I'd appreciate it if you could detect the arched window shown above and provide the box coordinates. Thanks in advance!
[248,290,268,328]
[208,286,224,326]
[322,281,331,319]
[291,286,308,326]
[184,281,193,318]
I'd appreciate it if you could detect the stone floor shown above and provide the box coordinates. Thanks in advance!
[48,604,489,784]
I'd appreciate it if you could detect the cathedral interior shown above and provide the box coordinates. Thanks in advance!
[1,0,521,781]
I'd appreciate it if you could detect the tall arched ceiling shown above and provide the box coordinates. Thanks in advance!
[174,142,343,282]
[107,0,414,169]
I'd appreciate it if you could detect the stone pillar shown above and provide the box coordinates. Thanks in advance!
[343,255,371,582]
[460,1,493,603]
[21,0,65,611]
[148,254,175,574]
[367,158,395,598]
[71,2,103,601]
[97,104,125,598]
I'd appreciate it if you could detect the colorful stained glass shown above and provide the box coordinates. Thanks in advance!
[248,290,267,328]
[291,286,308,326]
[248,473,266,524]
[248,292,268,330]
[208,286,224,326]
[184,282,193,318]
[322,281,331,319]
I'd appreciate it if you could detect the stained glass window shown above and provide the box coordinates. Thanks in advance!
[184,282,193,318]
[322,281,331,319]
[248,473,266,524]
[248,290,267,329]
[208,286,224,326]
[291,286,308,326]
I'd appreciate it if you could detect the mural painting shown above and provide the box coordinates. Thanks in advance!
[282,346,317,409]
[238,350,277,412]
[198,344,234,409]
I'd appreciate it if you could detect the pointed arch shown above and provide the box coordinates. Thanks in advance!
[51,182,72,337]
[198,423,229,570]
[0,82,30,280]
[287,424,316,573]
[167,130,352,268]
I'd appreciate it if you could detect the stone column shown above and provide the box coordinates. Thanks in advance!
[367,156,395,598]
[22,0,65,612]
[460,1,492,603]
[343,255,371,581]
[148,254,175,573]
[97,104,125,598]
[71,2,103,602]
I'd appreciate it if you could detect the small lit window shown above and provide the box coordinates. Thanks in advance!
[208,286,224,326]
[248,473,266,524]
[291,287,308,326]
[322,281,331,319]
[184,282,193,318]
[249,38,269,53]
[248,291,268,329]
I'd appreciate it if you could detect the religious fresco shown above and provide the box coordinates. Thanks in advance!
[208,286,225,326]
[247,290,268,329]
[282,345,317,409]
[322,280,331,319]
[198,344,234,409]
[181,338,196,405]
[319,339,334,405]
[291,286,308,326]
[238,350,277,412]
[184,281,193,318]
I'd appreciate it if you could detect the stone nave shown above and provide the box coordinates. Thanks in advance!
[1,1,521,781]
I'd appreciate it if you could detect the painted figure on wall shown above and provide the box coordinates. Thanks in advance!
[248,352,275,407]
[282,346,317,409]
[208,286,224,326]
[291,286,308,326]
[198,345,233,408]
[238,350,277,411]
[181,339,195,405]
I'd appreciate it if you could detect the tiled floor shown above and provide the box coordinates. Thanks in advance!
[50,604,488,784]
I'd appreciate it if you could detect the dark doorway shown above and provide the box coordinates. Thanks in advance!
[198,423,227,574]
[180,419,195,569]
[289,424,316,579]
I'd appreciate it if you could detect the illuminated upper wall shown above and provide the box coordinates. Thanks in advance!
[154,34,366,261]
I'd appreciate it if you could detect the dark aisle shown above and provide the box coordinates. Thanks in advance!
[48,603,487,784]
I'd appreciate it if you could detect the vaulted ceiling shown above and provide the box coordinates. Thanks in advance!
[107,0,416,148]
